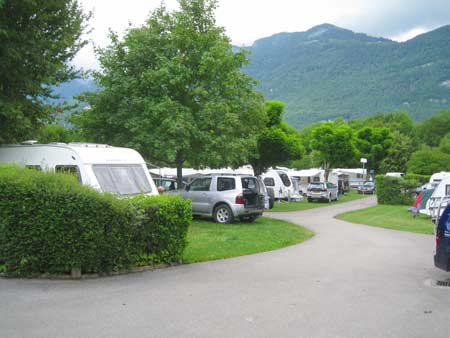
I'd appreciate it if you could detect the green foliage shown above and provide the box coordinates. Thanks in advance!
[404,173,430,185]
[407,146,450,175]
[0,165,192,276]
[73,0,264,185]
[37,124,79,143]
[310,122,357,171]
[0,0,90,144]
[243,24,450,129]
[417,110,450,147]
[249,100,303,175]
[375,175,415,205]
[355,127,393,174]
[130,195,192,264]
[0,165,138,276]
[380,131,415,173]
[439,132,450,154]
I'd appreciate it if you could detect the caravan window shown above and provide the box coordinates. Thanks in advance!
[55,165,81,183]
[92,164,152,196]
[26,165,42,171]
[277,171,291,187]
[264,177,275,187]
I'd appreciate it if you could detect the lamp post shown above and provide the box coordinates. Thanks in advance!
[360,158,367,194]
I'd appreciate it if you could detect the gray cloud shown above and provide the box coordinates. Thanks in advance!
[337,0,450,39]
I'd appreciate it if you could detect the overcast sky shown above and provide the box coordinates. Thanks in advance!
[73,0,450,70]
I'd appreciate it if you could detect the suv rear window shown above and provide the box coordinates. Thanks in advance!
[217,177,236,191]
[242,177,258,192]
[309,183,324,191]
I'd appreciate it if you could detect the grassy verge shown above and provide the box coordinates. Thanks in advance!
[270,190,371,212]
[182,217,314,263]
[336,204,434,235]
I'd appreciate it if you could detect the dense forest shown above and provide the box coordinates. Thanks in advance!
[243,23,450,129]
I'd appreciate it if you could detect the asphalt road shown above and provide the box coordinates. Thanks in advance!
[1,196,449,338]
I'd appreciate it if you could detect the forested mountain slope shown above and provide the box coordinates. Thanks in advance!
[243,24,450,129]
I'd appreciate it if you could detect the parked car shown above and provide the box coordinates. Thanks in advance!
[307,182,339,202]
[434,200,450,271]
[181,174,266,223]
[153,177,185,192]
[357,181,375,194]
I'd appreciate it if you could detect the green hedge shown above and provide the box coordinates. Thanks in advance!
[0,165,191,277]
[131,194,192,265]
[375,175,416,205]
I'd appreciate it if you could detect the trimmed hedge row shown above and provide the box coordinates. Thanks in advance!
[375,175,416,205]
[0,165,191,277]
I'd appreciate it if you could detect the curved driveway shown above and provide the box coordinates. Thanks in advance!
[1,196,450,338]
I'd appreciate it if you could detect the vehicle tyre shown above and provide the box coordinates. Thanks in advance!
[214,204,234,224]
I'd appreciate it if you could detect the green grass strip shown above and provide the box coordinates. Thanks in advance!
[183,217,314,263]
[336,204,434,235]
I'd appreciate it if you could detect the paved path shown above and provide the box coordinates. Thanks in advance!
[1,197,449,338]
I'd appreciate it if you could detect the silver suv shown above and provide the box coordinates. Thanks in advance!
[307,182,339,202]
[182,174,266,223]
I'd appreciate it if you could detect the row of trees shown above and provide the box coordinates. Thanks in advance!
[1,0,450,183]
[295,110,450,177]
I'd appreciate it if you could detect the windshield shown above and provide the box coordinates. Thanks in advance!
[92,164,152,196]
[363,182,374,187]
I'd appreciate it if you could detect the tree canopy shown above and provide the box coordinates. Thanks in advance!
[0,0,90,144]
[249,100,303,175]
[73,0,265,185]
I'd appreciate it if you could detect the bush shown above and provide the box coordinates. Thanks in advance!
[130,194,192,265]
[404,173,430,185]
[376,175,415,205]
[0,165,191,277]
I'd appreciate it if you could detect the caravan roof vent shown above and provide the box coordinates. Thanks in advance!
[21,140,38,145]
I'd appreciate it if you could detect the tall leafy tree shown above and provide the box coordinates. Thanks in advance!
[355,127,393,176]
[74,0,265,185]
[416,109,450,147]
[310,122,357,180]
[407,146,450,175]
[249,100,303,175]
[0,0,90,143]
[380,131,415,173]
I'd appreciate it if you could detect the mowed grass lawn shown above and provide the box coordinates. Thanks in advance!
[336,204,434,235]
[270,189,371,212]
[183,217,314,263]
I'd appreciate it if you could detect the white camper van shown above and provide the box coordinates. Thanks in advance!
[262,169,296,200]
[427,176,450,222]
[0,142,158,196]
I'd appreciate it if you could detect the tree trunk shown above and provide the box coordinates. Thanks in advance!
[176,152,184,189]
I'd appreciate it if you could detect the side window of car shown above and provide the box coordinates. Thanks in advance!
[217,177,236,191]
[264,177,275,187]
[190,177,212,191]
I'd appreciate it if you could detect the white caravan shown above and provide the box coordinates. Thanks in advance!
[287,169,325,194]
[426,176,450,222]
[262,169,296,200]
[0,142,158,196]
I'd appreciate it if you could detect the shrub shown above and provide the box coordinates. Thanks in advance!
[376,175,415,205]
[0,165,192,277]
[130,194,192,265]
[404,173,430,185]
[0,165,139,276]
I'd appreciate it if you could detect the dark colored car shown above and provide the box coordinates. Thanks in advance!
[434,203,450,271]
[357,181,375,194]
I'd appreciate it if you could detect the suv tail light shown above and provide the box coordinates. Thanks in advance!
[321,189,327,192]
[235,194,244,205]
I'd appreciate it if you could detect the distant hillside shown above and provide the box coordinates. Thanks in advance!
[49,78,98,104]
[243,23,450,129]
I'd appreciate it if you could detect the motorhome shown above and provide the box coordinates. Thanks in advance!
[426,176,450,222]
[262,169,296,200]
[0,142,158,196]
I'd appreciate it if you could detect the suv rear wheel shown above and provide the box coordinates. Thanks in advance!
[214,204,234,224]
